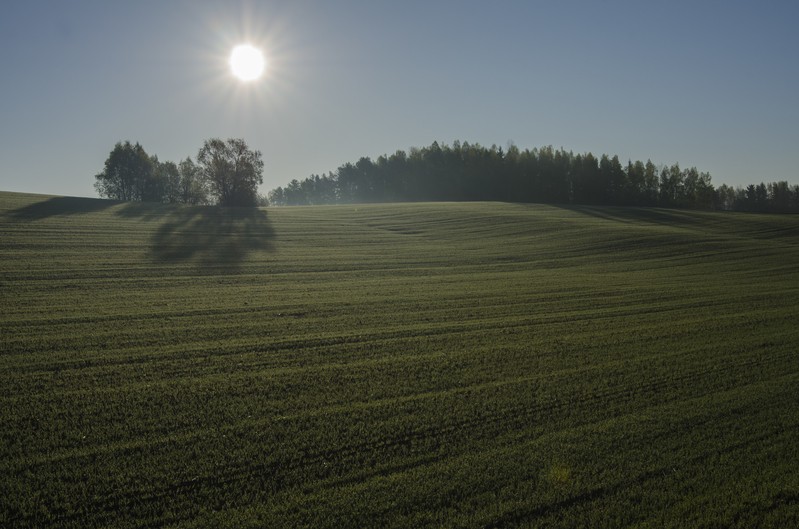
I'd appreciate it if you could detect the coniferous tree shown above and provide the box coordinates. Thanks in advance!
[264,139,797,213]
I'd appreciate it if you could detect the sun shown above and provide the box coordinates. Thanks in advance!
[229,44,266,81]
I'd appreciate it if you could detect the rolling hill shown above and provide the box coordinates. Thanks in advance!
[1,191,798,528]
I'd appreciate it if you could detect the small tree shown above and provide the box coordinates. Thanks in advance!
[154,159,182,204]
[177,157,209,205]
[143,155,169,203]
[268,186,286,206]
[196,138,264,207]
[95,141,154,201]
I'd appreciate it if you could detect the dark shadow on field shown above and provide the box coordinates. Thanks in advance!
[5,196,119,220]
[5,197,275,269]
[554,204,706,228]
[116,202,275,270]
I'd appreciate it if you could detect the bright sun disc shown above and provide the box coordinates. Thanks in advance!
[230,44,265,81]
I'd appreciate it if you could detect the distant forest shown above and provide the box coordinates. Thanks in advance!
[269,141,799,213]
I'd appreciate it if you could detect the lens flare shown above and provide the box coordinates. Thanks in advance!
[229,44,265,81]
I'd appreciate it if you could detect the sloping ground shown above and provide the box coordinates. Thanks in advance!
[1,191,798,528]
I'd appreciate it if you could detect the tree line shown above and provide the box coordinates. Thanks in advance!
[268,141,799,213]
[94,138,266,207]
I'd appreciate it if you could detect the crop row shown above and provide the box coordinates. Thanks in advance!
[2,193,798,527]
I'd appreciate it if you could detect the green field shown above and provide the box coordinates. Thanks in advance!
[2,191,798,528]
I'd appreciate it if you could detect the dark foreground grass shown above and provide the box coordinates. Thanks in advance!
[1,191,798,528]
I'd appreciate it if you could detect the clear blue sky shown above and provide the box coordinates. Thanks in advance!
[1,0,797,198]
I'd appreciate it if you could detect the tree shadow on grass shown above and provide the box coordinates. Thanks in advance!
[5,196,120,220]
[5,196,275,272]
[116,203,275,271]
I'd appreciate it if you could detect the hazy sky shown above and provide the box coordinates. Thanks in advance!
[1,0,797,198]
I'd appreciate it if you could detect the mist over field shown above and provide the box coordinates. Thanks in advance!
[2,191,798,527]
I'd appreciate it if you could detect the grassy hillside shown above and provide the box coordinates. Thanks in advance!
[1,191,798,528]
